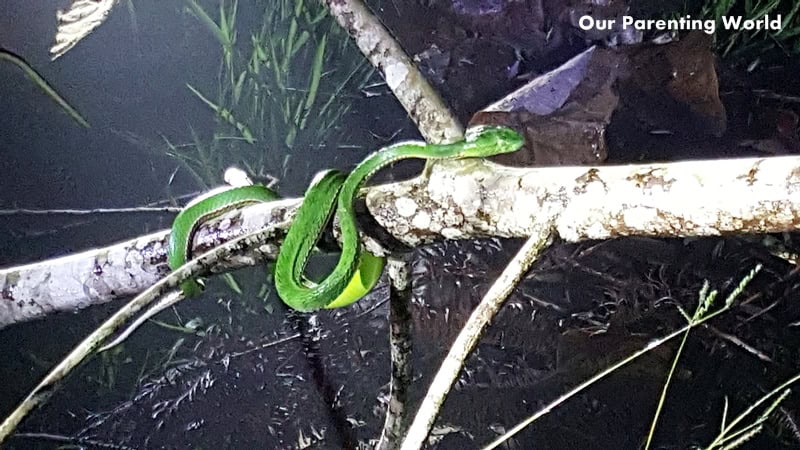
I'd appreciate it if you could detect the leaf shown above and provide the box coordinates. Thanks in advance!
[291,31,311,57]
[50,0,118,60]
[233,70,247,103]
[301,35,326,121]
[0,49,90,127]
[184,0,229,50]
[222,273,243,295]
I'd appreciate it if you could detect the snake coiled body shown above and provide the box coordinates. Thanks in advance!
[168,125,523,310]
[274,125,524,311]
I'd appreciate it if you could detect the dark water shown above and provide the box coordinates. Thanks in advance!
[0,0,408,448]
[3,1,800,449]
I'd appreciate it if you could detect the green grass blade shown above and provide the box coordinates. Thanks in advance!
[186,84,254,144]
[186,83,221,112]
[300,35,326,126]
[285,125,297,148]
[713,0,737,18]
[753,0,780,16]
[225,0,238,47]
[188,125,215,183]
[284,18,299,72]
[125,0,140,37]
[222,273,243,295]
[233,70,247,103]
[290,31,311,57]
[0,49,90,128]
[309,7,328,25]
[162,135,207,187]
[315,58,369,124]
[268,39,285,89]
[184,0,229,49]
[218,0,229,42]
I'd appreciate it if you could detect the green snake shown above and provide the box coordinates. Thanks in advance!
[168,125,524,310]
[167,182,384,305]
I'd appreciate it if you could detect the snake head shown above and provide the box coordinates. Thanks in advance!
[463,125,525,157]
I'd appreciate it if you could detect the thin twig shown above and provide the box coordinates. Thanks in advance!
[0,224,280,445]
[705,324,773,363]
[401,224,555,450]
[98,290,185,352]
[377,256,413,450]
[0,206,181,216]
[5,191,202,239]
[227,333,302,358]
[485,266,762,449]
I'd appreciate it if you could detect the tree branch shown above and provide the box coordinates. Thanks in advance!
[376,256,414,450]
[3,155,799,328]
[0,223,283,445]
[323,0,463,143]
[367,156,800,245]
[0,199,297,328]
[401,223,555,449]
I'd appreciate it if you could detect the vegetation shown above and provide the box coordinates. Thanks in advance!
[169,0,373,186]
[0,48,89,128]
[685,0,800,62]
[486,265,800,449]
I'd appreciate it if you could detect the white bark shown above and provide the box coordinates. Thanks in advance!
[0,199,298,328]
[367,156,800,245]
[323,0,464,144]
[0,223,285,445]
[2,155,799,328]
[50,0,118,60]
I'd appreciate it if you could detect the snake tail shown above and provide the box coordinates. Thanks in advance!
[168,185,279,297]
[275,170,383,311]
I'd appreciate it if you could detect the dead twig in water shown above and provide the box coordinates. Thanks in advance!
[401,223,555,450]
[377,256,414,450]
[0,206,181,216]
[323,1,466,447]
[0,224,281,445]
